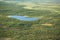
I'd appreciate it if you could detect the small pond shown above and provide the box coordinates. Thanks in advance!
[8,16,39,21]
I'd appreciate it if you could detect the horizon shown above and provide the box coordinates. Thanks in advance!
[0,0,60,3]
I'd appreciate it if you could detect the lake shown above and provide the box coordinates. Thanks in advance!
[8,16,39,21]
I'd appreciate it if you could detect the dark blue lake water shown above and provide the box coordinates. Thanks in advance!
[8,16,39,21]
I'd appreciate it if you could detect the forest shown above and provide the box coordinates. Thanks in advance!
[0,1,60,40]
